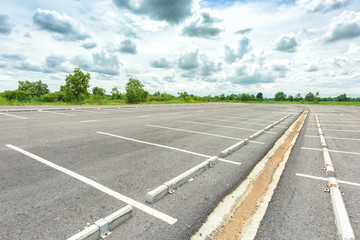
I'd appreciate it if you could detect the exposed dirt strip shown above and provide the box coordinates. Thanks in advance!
[191,108,308,240]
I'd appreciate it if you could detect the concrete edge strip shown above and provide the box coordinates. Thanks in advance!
[67,205,133,240]
[315,115,335,177]
[328,178,356,240]
[190,109,307,240]
[220,113,293,158]
[317,115,355,239]
[146,156,218,203]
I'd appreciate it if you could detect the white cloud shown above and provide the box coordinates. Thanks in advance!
[296,0,352,14]
[273,33,298,52]
[182,12,223,39]
[325,11,360,42]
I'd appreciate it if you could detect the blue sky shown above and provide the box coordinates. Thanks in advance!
[0,0,360,97]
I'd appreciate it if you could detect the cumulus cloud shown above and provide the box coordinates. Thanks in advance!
[332,56,348,67]
[224,37,252,64]
[33,8,90,41]
[118,39,137,54]
[162,69,176,82]
[227,53,276,85]
[199,54,222,76]
[12,54,69,73]
[273,33,298,52]
[0,53,26,61]
[272,64,289,78]
[296,0,352,14]
[150,57,172,68]
[182,12,223,39]
[45,55,66,68]
[305,63,319,72]
[178,49,199,69]
[73,51,121,75]
[24,32,32,38]
[0,15,13,34]
[235,28,252,35]
[325,11,360,42]
[82,41,97,49]
[112,0,193,24]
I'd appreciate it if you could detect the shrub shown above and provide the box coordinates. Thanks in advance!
[1,90,31,101]
[41,92,65,102]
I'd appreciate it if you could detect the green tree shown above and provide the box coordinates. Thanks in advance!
[287,95,294,101]
[65,68,90,102]
[305,92,315,102]
[92,87,106,96]
[18,80,49,97]
[256,92,263,100]
[294,93,302,101]
[111,87,123,100]
[336,93,349,102]
[274,91,286,101]
[125,78,148,103]
[240,93,250,102]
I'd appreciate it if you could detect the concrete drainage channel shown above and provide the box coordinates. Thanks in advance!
[315,115,355,240]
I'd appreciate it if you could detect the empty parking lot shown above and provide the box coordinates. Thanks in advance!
[0,103,358,239]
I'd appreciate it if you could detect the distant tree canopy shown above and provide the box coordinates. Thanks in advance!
[125,78,148,103]
[305,92,315,102]
[256,92,263,100]
[18,80,49,97]
[65,68,90,102]
[111,87,123,100]
[92,86,106,96]
[274,91,286,101]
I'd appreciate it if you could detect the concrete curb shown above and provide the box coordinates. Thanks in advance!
[316,115,355,239]
[67,205,133,240]
[146,156,218,203]
[220,139,248,157]
[328,178,355,240]
[249,130,264,140]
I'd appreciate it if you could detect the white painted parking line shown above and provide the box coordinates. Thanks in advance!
[296,173,360,187]
[146,124,264,144]
[178,120,277,134]
[139,115,151,118]
[305,135,360,141]
[80,120,98,123]
[96,131,242,165]
[301,147,360,155]
[39,111,75,117]
[6,144,177,225]
[307,128,360,133]
[308,124,359,127]
[0,112,28,119]
[73,109,109,115]
[200,118,287,129]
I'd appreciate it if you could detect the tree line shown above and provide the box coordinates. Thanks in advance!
[0,68,358,104]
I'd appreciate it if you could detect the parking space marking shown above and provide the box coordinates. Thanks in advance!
[139,115,151,118]
[80,120,98,123]
[305,135,360,141]
[296,173,360,187]
[0,112,28,119]
[6,144,177,225]
[307,128,360,133]
[146,124,264,144]
[178,120,277,134]
[301,147,360,155]
[308,124,359,127]
[199,118,288,129]
[73,109,109,115]
[96,131,242,165]
[39,111,75,117]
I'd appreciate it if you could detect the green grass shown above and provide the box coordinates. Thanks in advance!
[1,95,359,107]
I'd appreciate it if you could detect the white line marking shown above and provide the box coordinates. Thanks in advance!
[296,173,360,187]
[308,124,359,127]
[307,128,360,133]
[146,124,264,144]
[6,144,177,224]
[200,118,287,129]
[305,135,360,141]
[80,120,98,123]
[0,112,28,119]
[73,109,108,115]
[139,115,151,118]
[301,147,360,155]
[39,111,75,116]
[96,131,241,165]
[178,120,277,134]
